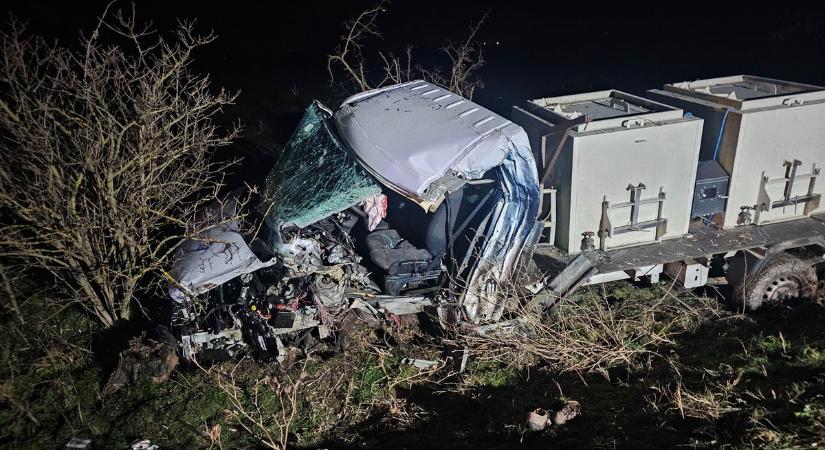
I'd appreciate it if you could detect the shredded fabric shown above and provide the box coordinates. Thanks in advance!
[361,193,388,231]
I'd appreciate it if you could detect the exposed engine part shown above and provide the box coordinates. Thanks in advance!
[276,237,323,276]
[181,325,245,362]
[172,210,437,362]
[313,273,346,308]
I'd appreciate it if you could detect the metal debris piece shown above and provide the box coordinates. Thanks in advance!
[472,317,527,337]
[181,326,244,362]
[436,304,459,329]
[452,347,469,373]
[341,299,383,330]
[552,400,581,426]
[527,408,550,431]
[65,437,92,448]
[274,337,286,363]
[524,280,545,295]
[130,439,159,450]
[401,358,438,370]
[370,295,429,315]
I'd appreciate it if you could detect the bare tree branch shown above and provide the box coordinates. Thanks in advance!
[326,0,389,92]
[328,2,488,99]
[436,11,489,99]
[0,11,241,327]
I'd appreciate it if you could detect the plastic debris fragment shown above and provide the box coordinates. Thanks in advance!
[361,193,388,231]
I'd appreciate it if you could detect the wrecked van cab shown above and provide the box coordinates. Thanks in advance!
[169,80,540,361]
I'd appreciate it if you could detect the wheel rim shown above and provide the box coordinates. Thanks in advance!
[761,275,807,303]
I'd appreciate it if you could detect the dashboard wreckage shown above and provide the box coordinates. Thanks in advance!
[168,81,541,362]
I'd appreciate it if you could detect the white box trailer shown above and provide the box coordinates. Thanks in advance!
[513,90,703,254]
[647,75,825,229]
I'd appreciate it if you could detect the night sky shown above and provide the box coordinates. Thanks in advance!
[6,1,824,106]
[4,0,825,175]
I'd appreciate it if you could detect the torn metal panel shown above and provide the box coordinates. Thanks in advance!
[336,81,540,323]
[368,295,429,315]
[169,195,277,303]
[459,147,541,323]
[335,80,534,210]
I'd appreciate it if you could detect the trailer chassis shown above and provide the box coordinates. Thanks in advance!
[530,213,825,308]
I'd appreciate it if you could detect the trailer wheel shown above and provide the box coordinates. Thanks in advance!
[738,253,818,310]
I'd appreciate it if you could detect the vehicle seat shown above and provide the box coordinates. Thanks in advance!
[366,229,432,276]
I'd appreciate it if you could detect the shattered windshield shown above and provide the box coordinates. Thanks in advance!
[260,101,381,234]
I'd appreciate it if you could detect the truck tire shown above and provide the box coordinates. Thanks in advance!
[739,253,817,310]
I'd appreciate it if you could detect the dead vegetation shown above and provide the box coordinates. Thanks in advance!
[417,12,488,99]
[205,357,308,450]
[648,373,742,420]
[3,278,825,449]
[0,288,95,442]
[195,325,448,449]
[459,281,726,376]
[0,7,240,327]
[327,0,488,97]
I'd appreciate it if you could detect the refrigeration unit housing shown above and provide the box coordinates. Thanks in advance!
[513,90,703,254]
[647,75,825,228]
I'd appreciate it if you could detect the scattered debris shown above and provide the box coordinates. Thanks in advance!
[370,295,430,315]
[401,358,438,370]
[471,317,527,337]
[552,400,582,426]
[361,193,388,231]
[527,408,550,431]
[65,437,92,448]
[527,400,581,431]
[457,347,469,373]
[130,439,159,450]
[104,338,179,395]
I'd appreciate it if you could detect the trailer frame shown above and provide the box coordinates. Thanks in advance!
[531,213,825,304]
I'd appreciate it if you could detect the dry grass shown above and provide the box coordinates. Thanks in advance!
[458,281,726,377]
[7,278,825,449]
[203,357,307,450]
[198,324,448,449]
[648,372,742,420]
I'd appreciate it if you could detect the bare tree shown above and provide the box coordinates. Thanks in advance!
[327,1,488,98]
[0,6,240,327]
[427,12,489,99]
[326,0,389,92]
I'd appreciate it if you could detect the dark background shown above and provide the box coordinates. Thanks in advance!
[4,1,825,178]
